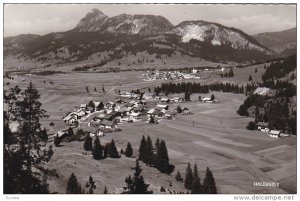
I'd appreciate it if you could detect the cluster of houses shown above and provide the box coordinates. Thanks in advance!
[142,69,200,81]
[256,122,290,138]
[62,92,190,137]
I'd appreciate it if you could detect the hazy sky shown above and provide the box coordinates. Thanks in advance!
[4,4,296,37]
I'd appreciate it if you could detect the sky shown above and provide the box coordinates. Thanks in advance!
[4,4,297,37]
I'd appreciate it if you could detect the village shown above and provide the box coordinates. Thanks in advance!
[141,68,221,81]
[58,91,219,140]
[57,85,289,141]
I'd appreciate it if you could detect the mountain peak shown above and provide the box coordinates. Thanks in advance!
[76,8,108,31]
[88,8,105,16]
[74,10,173,35]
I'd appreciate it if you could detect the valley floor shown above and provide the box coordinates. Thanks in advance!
[4,71,296,194]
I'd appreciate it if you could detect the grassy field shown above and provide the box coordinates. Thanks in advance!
[4,66,296,194]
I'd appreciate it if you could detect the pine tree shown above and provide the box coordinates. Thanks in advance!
[103,143,109,158]
[191,164,202,194]
[125,142,133,157]
[102,85,105,93]
[103,185,108,194]
[4,83,53,193]
[83,134,93,151]
[249,75,253,81]
[68,127,74,137]
[184,91,190,101]
[145,136,154,165]
[149,115,155,124]
[40,127,48,143]
[156,140,170,173]
[184,163,193,190]
[66,173,83,194]
[54,133,61,147]
[138,136,147,162]
[108,139,119,158]
[202,167,217,194]
[175,171,183,182]
[92,136,103,160]
[176,105,182,113]
[122,160,153,194]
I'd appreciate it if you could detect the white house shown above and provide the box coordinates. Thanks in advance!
[268,130,281,138]
[202,97,211,102]
[130,112,142,120]
[80,104,87,109]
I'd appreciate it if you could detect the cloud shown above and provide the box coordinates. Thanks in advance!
[5,17,78,37]
[218,14,296,34]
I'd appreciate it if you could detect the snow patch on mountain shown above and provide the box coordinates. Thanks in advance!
[174,22,271,53]
[177,24,208,42]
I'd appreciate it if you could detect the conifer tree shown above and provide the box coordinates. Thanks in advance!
[83,134,93,151]
[125,142,133,157]
[103,143,109,158]
[156,140,170,173]
[202,167,217,194]
[122,160,153,194]
[145,136,154,165]
[175,171,183,182]
[108,139,119,158]
[249,75,253,81]
[68,127,74,137]
[41,127,48,143]
[184,163,193,190]
[92,136,103,160]
[191,164,202,194]
[149,115,155,124]
[103,185,108,194]
[66,173,83,194]
[138,136,147,161]
[4,83,51,193]
[54,133,61,147]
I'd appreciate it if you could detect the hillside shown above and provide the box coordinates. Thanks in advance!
[4,9,277,71]
[252,27,296,56]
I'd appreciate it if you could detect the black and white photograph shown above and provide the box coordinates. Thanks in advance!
[1,1,298,200]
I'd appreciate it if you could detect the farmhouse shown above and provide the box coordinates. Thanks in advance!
[143,93,155,100]
[115,99,126,105]
[156,104,169,110]
[106,101,115,109]
[170,97,182,103]
[80,104,87,109]
[63,114,78,125]
[202,97,212,102]
[99,119,117,130]
[130,112,142,120]
[268,130,281,138]
[256,122,270,132]
[161,97,170,103]
[90,129,104,137]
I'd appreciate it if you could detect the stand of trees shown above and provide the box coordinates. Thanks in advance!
[184,163,217,194]
[122,160,153,194]
[220,68,234,78]
[4,83,53,193]
[154,81,250,96]
[262,54,296,81]
[138,136,174,174]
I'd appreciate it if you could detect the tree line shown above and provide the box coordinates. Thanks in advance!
[154,81,253,96]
